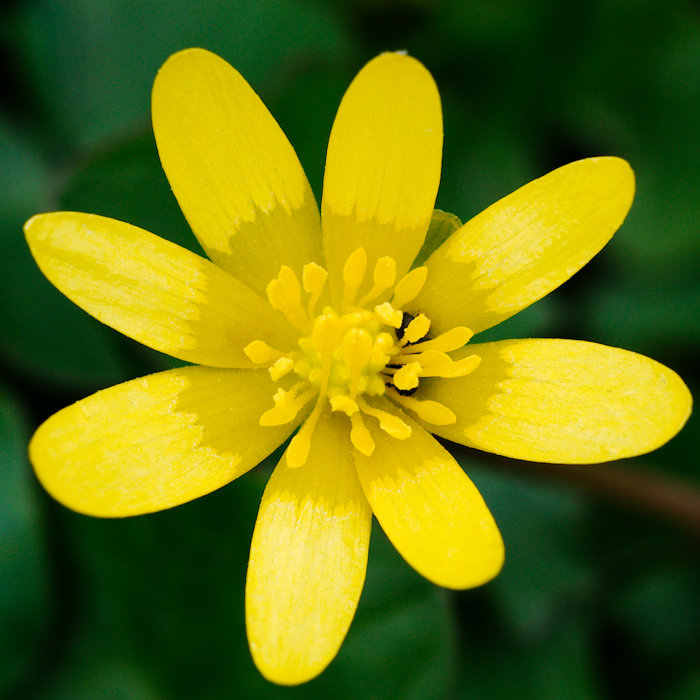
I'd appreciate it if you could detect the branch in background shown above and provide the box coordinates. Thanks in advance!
[467,449,700,534]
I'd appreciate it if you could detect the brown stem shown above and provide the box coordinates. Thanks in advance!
[468,450,700,534]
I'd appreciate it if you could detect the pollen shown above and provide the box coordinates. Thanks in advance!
[246,248,480,466]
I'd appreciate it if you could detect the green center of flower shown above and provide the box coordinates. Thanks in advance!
[244,247,481,467]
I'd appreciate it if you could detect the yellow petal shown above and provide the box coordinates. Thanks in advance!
[30,367,300,517]
[424,339,692,463]
[152,48,322,295]
[354,400,503,589]
[246,408,371,685]
[322,53,442,304]
[25,212,297,367]
[414,158,635,334]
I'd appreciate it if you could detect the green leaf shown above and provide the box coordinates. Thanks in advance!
[38,645,164,700]
[18,0,352,146]
[311,528,454,700]
[471,294,557,343]
[0,387,50,695]
[586,272,700,354]
[0,116,129,387]
[270,64,348,203]
[610,564,700,659]
[454,451,593,641]
[59,132,198,255]
[666,671,700,700]
[457,621,600,700]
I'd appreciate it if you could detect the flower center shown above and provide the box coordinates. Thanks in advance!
[244,248,480,467]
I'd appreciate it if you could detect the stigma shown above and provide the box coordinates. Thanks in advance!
[244,248,480,467]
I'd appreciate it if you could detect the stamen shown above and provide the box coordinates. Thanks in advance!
[269,356,294,381]
[401,326,473,354]
[397,349,479,377]
[418,353,481,379]
[266,266,308,330]
[243,340,282,365]
[389,391,457,425]
[286,400,323,468]
[302,262,328,318]
[330,394,359,416]
[370,332,397,373]
[402,314,431,344]
[259,385,315,426]
[255,258,479,463]
[311,313,344,396]
[341,310,371,329]
[358,256,397,306]
[373,332,396,356]
[392,362,421,391]
[357,398,412,439]
[340,328,373,397]
[374,302,403,328]
[350,412,375,456]
[342,247,367,309]
[391,266,428,309]
[390,349,448,367]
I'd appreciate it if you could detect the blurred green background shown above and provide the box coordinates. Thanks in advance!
[1,0,698,698]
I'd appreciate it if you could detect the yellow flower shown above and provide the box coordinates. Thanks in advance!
[25,49,691,685]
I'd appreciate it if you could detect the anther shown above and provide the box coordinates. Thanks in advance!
[286,400,323,468]
[389,391,457,425]
[244,340,282,365]
[422,353,481,379]
[402,314,431,344]
[330,394,359,416]
[391,266,428,309]
[342,247,368,309]
[350,412,375,456]
[401,326,473,354]
[259,385,315,426]
[374,302,402,328]
[268,356,294,381]
[393,362,421,391]
[357,399,412,440]
[340,328,373,397]
[266,266,308,330]
[302,262,328,318]
[358,256,397,306]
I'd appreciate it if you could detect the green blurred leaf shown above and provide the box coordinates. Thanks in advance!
[18,0,352,146]
[556,2,700,273]
[587,277,700,355]
[610,564,700,659]
[437,108,537,225]
[456,453,593,641]
[39,644,164,700]
[59,132,197,254]
[666,671,700,700]
[0,115,129,387]
[312,528,453,700]
[457,621,601,700]
[0,386,49,694]
[471,295,557,343]
[270,63,348,203]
